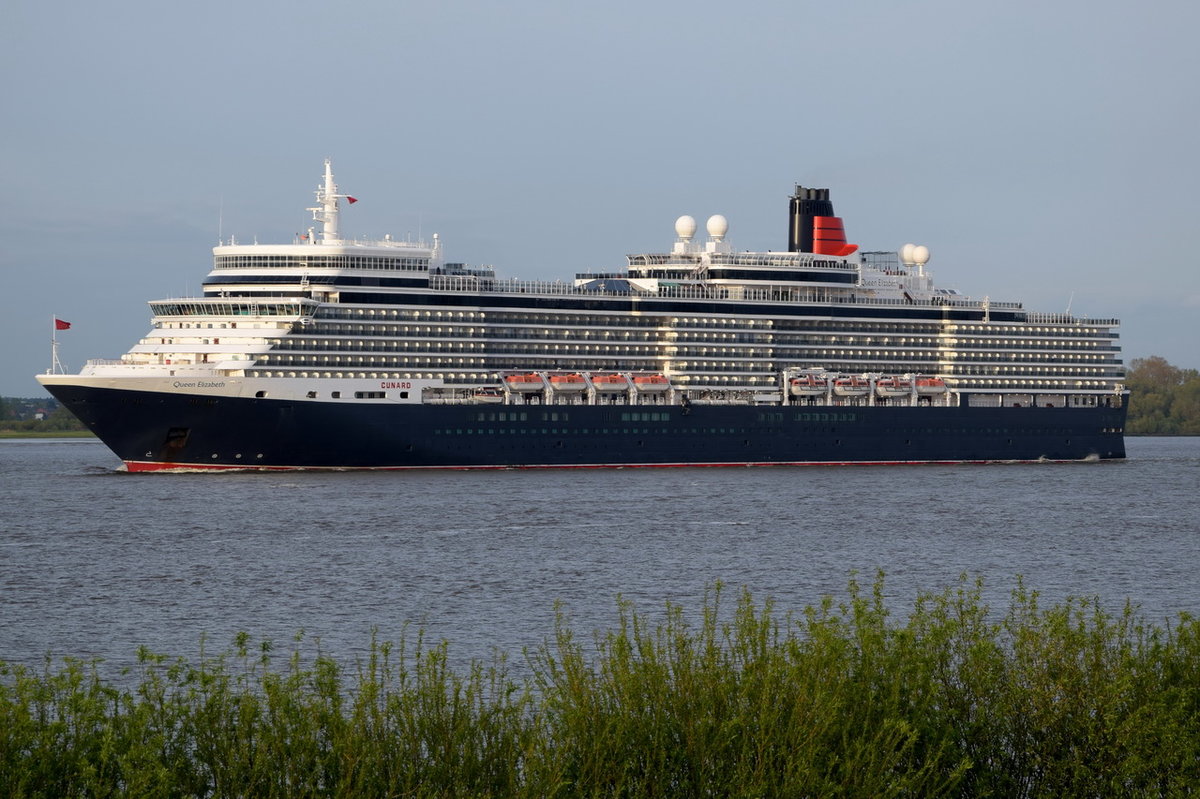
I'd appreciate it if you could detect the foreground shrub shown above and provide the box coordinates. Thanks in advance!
[2,576,1198,797]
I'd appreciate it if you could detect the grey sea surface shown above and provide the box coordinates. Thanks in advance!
[2,437,1198,674]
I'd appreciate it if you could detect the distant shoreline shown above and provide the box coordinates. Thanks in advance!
[0,430,96,439]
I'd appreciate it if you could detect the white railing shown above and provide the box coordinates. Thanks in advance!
[1024,311,1119,325]
[427,275,1099,319]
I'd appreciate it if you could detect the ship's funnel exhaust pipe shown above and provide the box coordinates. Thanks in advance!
[788,185,857,256]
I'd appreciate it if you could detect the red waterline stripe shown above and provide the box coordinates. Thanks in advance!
[122,458,1076,473]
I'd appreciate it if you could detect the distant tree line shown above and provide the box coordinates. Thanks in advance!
[0,397,88,433]
[1124,356,1200,435]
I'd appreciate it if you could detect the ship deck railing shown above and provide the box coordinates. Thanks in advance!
[427,275,1115,325]
[1024,311,1119,325]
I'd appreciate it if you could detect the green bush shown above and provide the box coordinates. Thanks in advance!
[2,576,1197,797]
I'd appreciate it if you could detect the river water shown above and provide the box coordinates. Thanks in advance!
[2,437,1197,674]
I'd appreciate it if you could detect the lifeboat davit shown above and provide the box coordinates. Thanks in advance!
[632,374,670,392]
[915,376,947,395]
[549,373,587,391]
[504,373,545,392]
[591,374,629,393]
[832,376,870,397]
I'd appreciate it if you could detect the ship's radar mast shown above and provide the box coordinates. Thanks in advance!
[307,159,355,243]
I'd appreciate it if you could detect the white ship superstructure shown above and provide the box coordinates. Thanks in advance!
[74,162,1121,411]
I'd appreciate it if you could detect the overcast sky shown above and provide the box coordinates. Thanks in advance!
[2,0,1197,397]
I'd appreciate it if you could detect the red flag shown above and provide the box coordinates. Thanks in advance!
[346,196,358,204]
[55,318,72,330]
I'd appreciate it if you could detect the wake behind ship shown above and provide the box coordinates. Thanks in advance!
[39,161,1127,470]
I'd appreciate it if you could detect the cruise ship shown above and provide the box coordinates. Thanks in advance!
[38,160,1127,470]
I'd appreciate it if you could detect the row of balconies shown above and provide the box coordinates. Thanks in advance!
[254,350,1119,379]
[263,336,1120,364]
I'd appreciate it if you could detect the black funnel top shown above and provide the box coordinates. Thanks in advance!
[788,185,834,253]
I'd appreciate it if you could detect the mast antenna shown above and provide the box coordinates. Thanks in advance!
[307,158,355,243]
[50,317,66,374]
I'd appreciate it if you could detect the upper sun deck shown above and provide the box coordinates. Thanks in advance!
[211,239,438,274]
[211,159,442,270]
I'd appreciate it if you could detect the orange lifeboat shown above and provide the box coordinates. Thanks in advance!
[504,373,544,392]
[789,372,828,396]
[874,376,913,398]
[632,374,670,392]
[832,376,870,397]
[549,373,587,392]
[914,376,947,395]
[591,374,629,393]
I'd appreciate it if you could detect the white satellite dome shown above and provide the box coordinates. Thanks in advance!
[912,245,930,265]
[900,243,916,264]
[706,214,728,240]
[675,215,697,240]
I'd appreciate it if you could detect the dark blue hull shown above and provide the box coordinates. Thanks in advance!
[45,384,1127,470]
